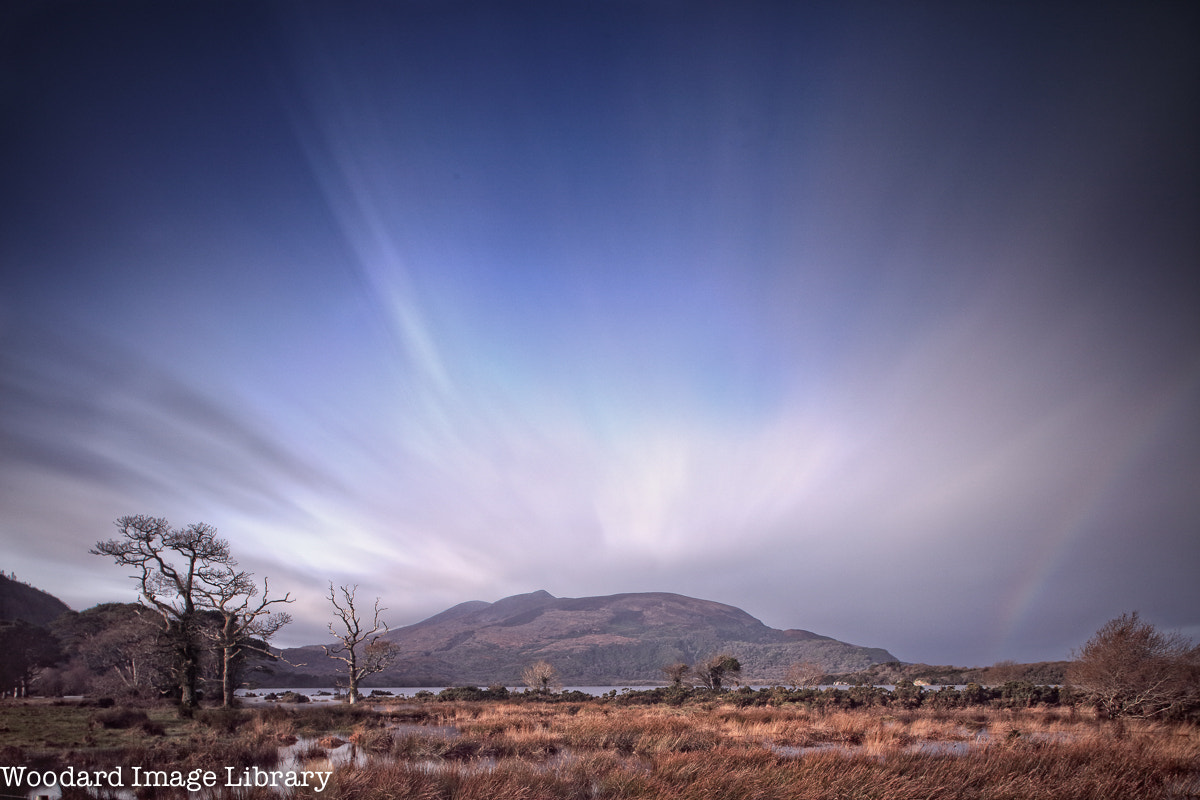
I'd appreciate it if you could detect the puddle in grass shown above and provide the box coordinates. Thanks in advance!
[16,721,1071,799]
[767,725,1084,761]
[278,735,375,771]
[769,726,992,760]
[385,721,460,739]
[908,739,976,756]
[279,721,998,781]
[16,734,402,800]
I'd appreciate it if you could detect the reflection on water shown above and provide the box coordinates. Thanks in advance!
[18,707,1055,800]
[277,736,373,772]
[18,725,1012,800]
[238,686,652,703]
[765,726,1073,761]
[238,685,972,703]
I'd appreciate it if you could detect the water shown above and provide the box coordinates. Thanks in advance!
[237,684,971,702]
[237,686,656,701]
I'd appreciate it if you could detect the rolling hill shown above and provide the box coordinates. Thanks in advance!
[0,573,71,627]
[272,590,898,687]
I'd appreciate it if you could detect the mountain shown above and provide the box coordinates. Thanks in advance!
[0,573,71,627]
[272,590,898,687]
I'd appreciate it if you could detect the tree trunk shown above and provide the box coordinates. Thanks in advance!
[179,640,199,708]
[222,648,235,707]
[172,608,200,709]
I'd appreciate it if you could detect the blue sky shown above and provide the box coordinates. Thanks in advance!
[2,1,1197,667]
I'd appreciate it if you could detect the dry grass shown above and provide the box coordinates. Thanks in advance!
[298,733,1199,800]
[286,702,1199,800]
[2,700,1196,799]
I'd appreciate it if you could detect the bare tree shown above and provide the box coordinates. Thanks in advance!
[92,516,238,708]
[1067,612,1200,719]
[785,660,825,689]
[49,603,171,697]
[522,660,560,694]
[323,584,397,703]
[695,653,741,691]
[662,661,690,688]
[197,572,293,707]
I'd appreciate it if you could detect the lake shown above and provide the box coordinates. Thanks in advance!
[237,684,970,702]
[238,686,656,700]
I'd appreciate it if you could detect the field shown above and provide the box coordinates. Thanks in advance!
[2,698,1198,799]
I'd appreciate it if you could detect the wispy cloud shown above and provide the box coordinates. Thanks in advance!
[1,1,1196,665]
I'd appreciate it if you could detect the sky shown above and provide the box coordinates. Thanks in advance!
[1,1,1197,668]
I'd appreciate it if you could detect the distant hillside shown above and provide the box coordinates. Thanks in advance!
[273,590,898,687]
[830,659,1071,687]
[0,573,71,627]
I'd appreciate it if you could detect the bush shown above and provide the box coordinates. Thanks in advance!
[437,685,510,702]
[995,681,1060,708]
[891,679,924,709]
[92,705,163,734]
[1067,612,1199,719]
[92,708,149,729]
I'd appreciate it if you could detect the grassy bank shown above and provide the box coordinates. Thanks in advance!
[2,699,1197,799]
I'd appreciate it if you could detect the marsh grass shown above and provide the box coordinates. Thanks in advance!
[0,703,184,751]
[290,703,1198,799]
[2,700,1196,799]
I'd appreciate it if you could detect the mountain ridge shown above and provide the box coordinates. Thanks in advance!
[0,573,71,627]
[272,589,898,686]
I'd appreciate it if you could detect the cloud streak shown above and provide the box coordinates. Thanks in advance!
[1,1,1197,665]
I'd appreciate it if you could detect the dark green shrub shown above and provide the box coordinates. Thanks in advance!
[927,686,964,709]
[891,680,924,709]
[437,685,513,702]
[963,683,992,705]
[995,681,1060,708]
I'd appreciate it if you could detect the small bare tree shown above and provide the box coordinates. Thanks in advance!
[197,572,293,707]
[92,516,238,708]
[785,660,825,689]
[49,604,170,697]
[522,660,560,694]
[662,661,690,688]
[323,584,397,703]
[1067,612,1200,719]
